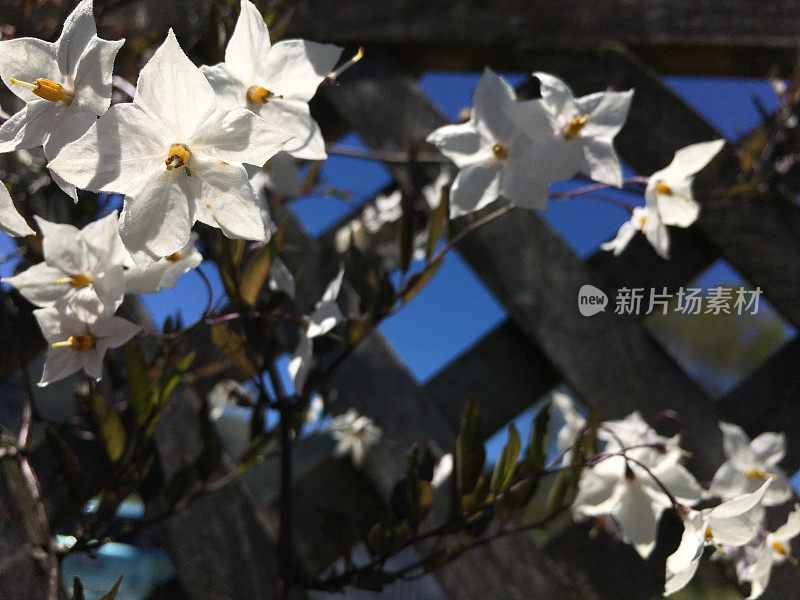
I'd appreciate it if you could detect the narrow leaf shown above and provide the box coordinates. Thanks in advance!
[211,324,262,379]
[239,220,289,307]
[71,577,85,600]
[82,395,126,463]
[525,404,551,474]
[425,184,449,259]
[490,423,520,494]
[122,338,150,426]
[99,576,123,600]
[400,256,443,304]
[455,398,484,498]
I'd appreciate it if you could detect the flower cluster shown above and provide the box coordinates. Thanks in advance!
[0,0,341,385]
[426,69,724,259]
[554,395,799,598]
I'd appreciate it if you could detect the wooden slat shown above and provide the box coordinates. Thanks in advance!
[284,1,800,76]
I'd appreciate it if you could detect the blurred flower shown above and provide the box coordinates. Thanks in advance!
[329,408,381,466]
[3,212,127,316]
[551,391,585,464]
[708,422,792,507]
[207,379,257,421]
[572,445,701,559]
[249,152,302,198]
[426,68,555,216]
[124,236,202,294]
[0,181,34,237]
[529,72,632,188]
[201,0,342,160]
[646,139,724,228]
[601,205,669,258]
[743,504,800,599]
[0,0,124,200]
[665,481,771,596]
[48,30,292,263]
[34,304,139,386]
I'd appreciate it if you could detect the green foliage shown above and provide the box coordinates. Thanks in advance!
[455,398,485,500]
[78,394,126,463]
[400,255,443,304]
[425,183,449,259]
[490,423,520,495]
[239,219,288,307]
[211,323,263,379]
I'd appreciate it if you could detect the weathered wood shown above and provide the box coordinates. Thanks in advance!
[285,0,800,76]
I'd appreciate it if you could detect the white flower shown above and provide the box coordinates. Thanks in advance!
[744,504,800,599]
[529,72,632,188]
[431,453,453,488]
[48,30,293,263]
[708,422,792,507]
[599,411,682,461]
[249,152,302,198]
[34,305,140,386]
[426,68,557,217]
[207,379,257,421]
[646,139,724,228]
[124,237,202,294]
[601,205,670,259]
[268,257,296,299]
[664,481,771,596]
[422,166,454,210]
[551,391,585,464]
[0,181,34,237]
[304,394,324,424]
[288,266,346,394]
[200,0,342,160]
[573,449,702,559]
[0,0,124,200]
[3,212,127,316]
[329,408,381,466]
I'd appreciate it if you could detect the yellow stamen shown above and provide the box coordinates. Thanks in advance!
[492,144,508,159]
[56,273,93,288]
[563,114,589,140]
[746,468,768,480]
[655,182,673,195]
[326,46,365,82]
[10,78,74,105]
[596,517,607,528]
[165,145,190,170]
[638,214,648,228]
[52,334,96,351]
[705,527,714,542]
[165,251,183,263]
[247,86,281,104]
[773,541,789,556]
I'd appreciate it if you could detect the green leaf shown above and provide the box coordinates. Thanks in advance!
[455,398,485,499]
[122,338,150,426]
[99,576,123,600]
[81,395,126,463]
[400,256,443,304]
[425,183,449,259]
[239,220,289,307]
[211,324,262,379]
[490,423,520,495]
[71,577,85,600]
[545,468,572,515]
[525,404,551,474]
[218,237,246,303]
[143,351,196,436]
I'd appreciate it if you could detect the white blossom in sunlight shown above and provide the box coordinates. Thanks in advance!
[427,68,558,217]
[431,453,453,488]
[646,139,725,228]
[599,411,682,460]
[572,448,702,559]
[664,481,771,596]
[329,408,381,466]
[0,181,34,237]
[708,422,792,507]
[201,0,342,160]
[601,205,670,259]
[48,30,293,263]
[124,237,202,294]
[529,72,633,188]
[249,151,303,199]
[34,304,140,386]
[551,391,585,464]
[3,212,127,316]
[0,0,124,200]
[289,266,347,394]
[743,504,800,599]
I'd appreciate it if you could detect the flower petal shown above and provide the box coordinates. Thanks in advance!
[134,29,216,141]
[750,432,786,466]
[288,332,313,394]
[0,37,60,103]
[73,36,125,116]
[580,90,633,140]
[191,107,292,166]
[255,99,325,159]
[0,181,34,237]
[55,0,97,78]
[224,0,271,84]
[91,315,141,347]
[661,139,725,180]
[579,136,624,187]
[533,72,578,119]
[0,101,65,152]
[2,262,68,307]
[613,481,661,559]
[193,157,267,242]
[34,216,90,274]
[43,108,98,201]
[38,347,82,386]
[426,122,492,169]
[200,64,244,110]
[472,67,518,144]
[47,102,164,196]
[259,39,342,102]
[449,164,501,218]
